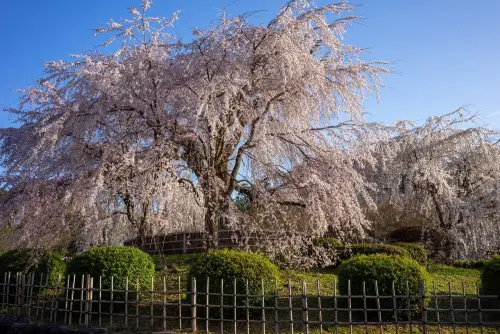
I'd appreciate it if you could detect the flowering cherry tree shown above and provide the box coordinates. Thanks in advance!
[368,109,500,260]
[0,0,389,249]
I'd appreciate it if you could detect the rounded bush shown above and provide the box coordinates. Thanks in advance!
[392,243,428,266]
[312,237,344,249]
[348,243,409,258]
[0,249,66,284]
[67,246,155,297]
[337,254,428,320]
[188,249,279,317]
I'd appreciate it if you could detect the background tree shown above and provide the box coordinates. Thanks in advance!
[0,0,388,249]
[367,109,500,261]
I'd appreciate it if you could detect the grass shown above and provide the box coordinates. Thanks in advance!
[150,254,482,295]
[427,264,481,295]
[2,253,493,333]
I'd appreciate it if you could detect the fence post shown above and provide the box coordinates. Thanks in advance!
[1,273,6,311]
[362,281,367,334]
[69,274,75,326]
[262,279,266,334]
[234,278,237,334]
[302,281,308,334]
[246,279,250,334]
[348,280,352,334]
[179,276,183,330]
[275,279,279,334]
[476,283,483,330]
[98,276,102,328]
[220,278,224,334]
[150,276,154,330]
[316,280,322,334]
[288,279,293,334]
[136,278,139,330]
[391,281,398,333]
[64,275,70,324]
[421,280,427,334]
[333,279,338,333]
[191,277,197,333]
[183,234,187,254]
[461,282,468,328]
[163,276,167,332]
[110,276,114,329]
[206,277,210,333]
[125,277,129,328]
[28,273,35,318]
[375,280,383,334]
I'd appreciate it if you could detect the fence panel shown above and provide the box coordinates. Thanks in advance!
[0,272,499,333]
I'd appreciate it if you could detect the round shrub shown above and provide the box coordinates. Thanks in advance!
[392,243,428,266]
[0,249,66,285]
[188,249,279,317]
[348,243,409,258]
[67,246,155,299]
[313,237,344,249]
[337,254,428,320]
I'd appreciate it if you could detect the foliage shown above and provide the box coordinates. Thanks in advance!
[367,110,500,261]
[313,237,345,249]
[392,243,428,266]
[481,256,500,296]
[454,259,489,269]
[188,249,279,316]
[348,243,409,258]
[0,0,389,252]
[0,249,66,284]
[388,226,424,243]
[67,246,155,300]
[337,254,428,320]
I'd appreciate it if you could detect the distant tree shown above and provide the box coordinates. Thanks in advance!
[368,109,500,260]
[0,0,388,250]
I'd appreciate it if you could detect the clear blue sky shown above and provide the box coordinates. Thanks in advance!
[1,0,499,128]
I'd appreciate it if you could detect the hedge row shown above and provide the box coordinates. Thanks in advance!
[0,249,66,284]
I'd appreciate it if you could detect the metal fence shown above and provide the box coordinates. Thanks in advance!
[1,272,500,333]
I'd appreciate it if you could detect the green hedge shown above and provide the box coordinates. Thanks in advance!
[481,256,500,296]
[337,254,428,320]
[348,243,409,258]
[188,249,279,317]
[392,243,428,266]
[0,249,66,284]
[312,237,344,249]
[67,246,155,300]
[454,259,489,269]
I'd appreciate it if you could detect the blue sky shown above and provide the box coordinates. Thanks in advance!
[1,0,499,128]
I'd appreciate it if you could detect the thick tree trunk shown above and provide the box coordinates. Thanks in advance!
[204,195,230,252]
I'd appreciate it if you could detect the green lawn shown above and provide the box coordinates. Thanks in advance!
[151,254,482,296]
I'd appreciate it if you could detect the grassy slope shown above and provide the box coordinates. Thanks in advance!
[151,254,482,295]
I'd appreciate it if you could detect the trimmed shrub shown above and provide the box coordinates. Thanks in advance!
[481,256,500,296]
[348,243,409,258]
[481,256,500,315]
[337,254,428,320]
[67,246,155,301]
[454,259,489,269]
[188,249,280,317]
[313,237,344,249]
[393,243,428,266]
[0,249,66,284]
